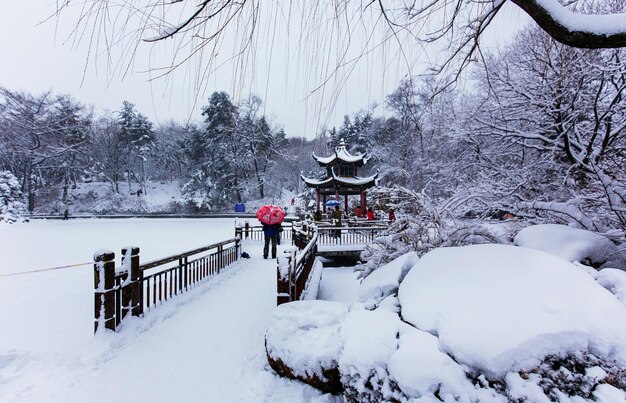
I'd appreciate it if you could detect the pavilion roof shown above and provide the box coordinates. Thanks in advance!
[312,138,369,167]
[301,170,378,189]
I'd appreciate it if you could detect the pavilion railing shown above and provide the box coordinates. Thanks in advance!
[316,225,388,246]
[94,237,241,333]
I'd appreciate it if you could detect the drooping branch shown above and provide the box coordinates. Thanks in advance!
[510,0,626,48]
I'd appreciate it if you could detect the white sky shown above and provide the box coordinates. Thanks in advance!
[0,1,530,138]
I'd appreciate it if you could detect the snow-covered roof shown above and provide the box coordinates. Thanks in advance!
[312,138,369,167]
[301,171,378,189]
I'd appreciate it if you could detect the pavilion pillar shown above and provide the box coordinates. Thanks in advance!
[361,190,367,214]
[322,193,327,212]
[316,188,320,212]
[335,188,339,202]
[344,194,348,213]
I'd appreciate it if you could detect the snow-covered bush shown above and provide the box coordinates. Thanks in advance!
[0,171,26,223]
[514,224,626,271]
[358,186,505,279]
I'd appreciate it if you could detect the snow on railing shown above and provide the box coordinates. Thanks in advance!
[94,238,241,333]
[276,223,318,305]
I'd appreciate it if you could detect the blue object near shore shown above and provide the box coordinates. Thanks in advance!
[234,203,246,213]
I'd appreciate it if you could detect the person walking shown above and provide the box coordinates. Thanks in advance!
[313,210,322,221]
[367,208,375,221]
[331,205,342,238]
[262,223,280,259]
[388,208,396,222]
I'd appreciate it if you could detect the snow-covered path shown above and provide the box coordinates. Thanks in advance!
[1,235,328,402]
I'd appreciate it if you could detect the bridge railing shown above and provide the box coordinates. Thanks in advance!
[277,226,318,305]
[94,237,241,333]
[316,225,388,247]
[235,221,292,242]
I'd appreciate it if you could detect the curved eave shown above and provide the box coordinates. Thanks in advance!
[301,174,333,187]
[311,152,368,167]
[331,171,378,188]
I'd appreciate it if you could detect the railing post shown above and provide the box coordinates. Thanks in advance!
[217,244,224,272]
[123,246,142,317]
[277,251,293,305]
[94,250,116,333]
[244,221,250,239]
[235,222,242,240]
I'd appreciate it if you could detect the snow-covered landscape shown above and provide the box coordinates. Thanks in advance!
[2,0,626,402]
[2,217,626,402]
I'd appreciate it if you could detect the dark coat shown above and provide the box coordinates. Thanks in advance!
[263,224,281,237]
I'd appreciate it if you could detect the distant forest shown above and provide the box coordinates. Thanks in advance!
[1,25,624,235]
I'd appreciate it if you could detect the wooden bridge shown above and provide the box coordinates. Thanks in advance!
[92,220,388,332]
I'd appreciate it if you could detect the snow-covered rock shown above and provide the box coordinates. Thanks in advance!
[265,300,347,393]
[398,244,626,379]
[514,224,625,270]
[356,252,419,308]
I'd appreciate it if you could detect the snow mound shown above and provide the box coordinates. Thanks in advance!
[356,252,419,307]
[514,224,624,270]
[398,244,626,378]
[597,269,626,307]
[338,307,406,401]
[265,300,346,392]
[388,326,478,400]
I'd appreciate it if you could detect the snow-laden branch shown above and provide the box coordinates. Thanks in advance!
[511,0,626,48]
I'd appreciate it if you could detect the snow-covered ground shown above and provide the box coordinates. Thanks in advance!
[0,219,328,402]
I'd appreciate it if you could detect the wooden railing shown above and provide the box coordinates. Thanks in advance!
[94,237,241,332]
[277,227,318,305]
[316,225,388,246]
[236,221,292,242]
[276,221,389,305]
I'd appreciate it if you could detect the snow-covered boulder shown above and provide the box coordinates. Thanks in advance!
[398,244,626,379]
[356,252,418,308]
[265,300,346,393]
[514,224,625,270]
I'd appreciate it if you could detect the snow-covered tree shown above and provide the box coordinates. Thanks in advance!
[468,24,626,233]
[0,88,91,211]
[0,170,26,223]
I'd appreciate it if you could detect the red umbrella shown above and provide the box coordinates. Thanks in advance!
[256,205,286,225]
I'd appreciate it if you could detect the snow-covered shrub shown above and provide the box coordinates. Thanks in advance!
[358,186,505,279]
[514,224,626,271]
[0,171,26,223]
[519,352,626,401]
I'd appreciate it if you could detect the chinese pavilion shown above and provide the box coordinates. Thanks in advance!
[301,139,378,214]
